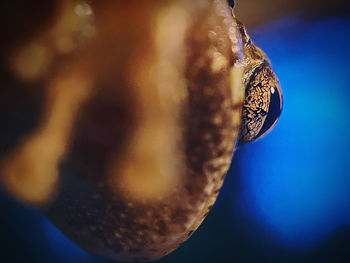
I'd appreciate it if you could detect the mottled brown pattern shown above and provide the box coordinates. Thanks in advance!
[0,0,282,262]
[234,16,282,145]
[44,0,243,261]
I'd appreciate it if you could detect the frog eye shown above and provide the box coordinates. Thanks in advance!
[238,62,283,145]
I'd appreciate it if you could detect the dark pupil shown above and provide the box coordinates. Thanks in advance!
[256,87,281,138]
[227,0,236,9]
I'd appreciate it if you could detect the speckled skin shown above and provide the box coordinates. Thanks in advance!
[44,0,243,261]
[235,17,282,145]
[0,0,280,261]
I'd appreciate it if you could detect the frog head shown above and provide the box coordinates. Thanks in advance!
[233,13,283,145]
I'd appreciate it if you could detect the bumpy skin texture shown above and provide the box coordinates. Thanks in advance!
[235,18,282,145]
[41,0,243,261]
[0,0,281,262]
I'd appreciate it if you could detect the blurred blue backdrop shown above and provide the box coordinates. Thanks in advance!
[1,16,350,263]
[235,16,350,250]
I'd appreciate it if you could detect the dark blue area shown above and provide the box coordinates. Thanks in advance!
[0,17,349,263]
[235,16,350,250]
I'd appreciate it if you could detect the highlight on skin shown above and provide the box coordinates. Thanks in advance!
[0,0,283,261]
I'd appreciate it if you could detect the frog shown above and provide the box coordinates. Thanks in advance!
[0,0,282,261]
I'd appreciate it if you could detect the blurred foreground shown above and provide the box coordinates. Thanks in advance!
[1,1,350,263]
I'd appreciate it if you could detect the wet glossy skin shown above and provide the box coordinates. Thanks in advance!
[0,0,282,262]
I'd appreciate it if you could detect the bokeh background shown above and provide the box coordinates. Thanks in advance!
[1,0,350,262]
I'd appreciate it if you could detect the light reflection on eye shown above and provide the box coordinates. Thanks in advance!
[232,17,350,250]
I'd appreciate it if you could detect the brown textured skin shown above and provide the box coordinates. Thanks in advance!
[41,0,242,261]
[0,0,281,262]
[235,17,282,145]
[0,1,284,261]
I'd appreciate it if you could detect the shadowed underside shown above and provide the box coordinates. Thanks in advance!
[0,0,282,261]
[44,1,243,261]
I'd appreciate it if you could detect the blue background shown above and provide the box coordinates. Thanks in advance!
[1,16,350,263]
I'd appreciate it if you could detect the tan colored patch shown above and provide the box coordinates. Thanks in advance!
[230,64,244,130]
[211,52,228,73]
[9,0,95,82]
[108,2,190,202]
[0,67,93,205]
[10,42,53,82]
